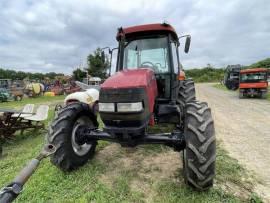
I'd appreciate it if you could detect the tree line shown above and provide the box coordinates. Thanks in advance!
[185,66,225,83]
[249,58,270,69]
[0,48,109,82]
[185,58,270,82]
[1,48,268,83]
[0,68,64,81]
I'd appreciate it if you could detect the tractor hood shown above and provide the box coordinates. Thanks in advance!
[101,68,155,89]
[99,68,158,128]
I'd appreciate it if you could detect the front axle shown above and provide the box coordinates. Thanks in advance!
[75,125,185,150]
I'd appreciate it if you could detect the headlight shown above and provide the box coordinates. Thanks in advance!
[117,102,143,112]
[99,103,115,112]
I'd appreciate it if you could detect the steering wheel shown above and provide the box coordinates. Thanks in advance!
[141,61,158,72]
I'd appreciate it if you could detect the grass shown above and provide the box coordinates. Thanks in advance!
[267,93,270,101]
[0,97,264,202]
[0,95,65,108]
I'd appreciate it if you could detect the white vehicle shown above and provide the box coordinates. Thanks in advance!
[57,80,101,113]
[83,77,101,86]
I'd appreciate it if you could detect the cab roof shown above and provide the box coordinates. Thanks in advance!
[116,23,178,41]
[240,68,268,74]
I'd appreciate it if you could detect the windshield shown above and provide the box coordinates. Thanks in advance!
[240,72,267,82]
[123,36,169,73]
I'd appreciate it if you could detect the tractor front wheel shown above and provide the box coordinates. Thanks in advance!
[47,103,98,171]
[182,101,216,190]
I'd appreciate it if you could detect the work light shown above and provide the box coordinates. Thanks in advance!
[117,102,143,112]
[99,103,115,112]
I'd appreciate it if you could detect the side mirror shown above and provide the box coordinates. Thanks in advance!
[101,51,105,63]
[184,36,191,53]
[101,47,118,76]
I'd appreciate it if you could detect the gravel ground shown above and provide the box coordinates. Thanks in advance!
[196,83,270,202]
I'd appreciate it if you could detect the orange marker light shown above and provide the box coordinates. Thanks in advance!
[178,71,186,80]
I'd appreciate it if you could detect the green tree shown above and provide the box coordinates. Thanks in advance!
[0,68,64,81]
[16,71,27,80]
[185,66,225,83]
[45,72,64,80]
[87,48,109,79]
[72,68,86,81]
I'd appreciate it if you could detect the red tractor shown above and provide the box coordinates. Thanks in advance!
[239,68,268,98]
[47,23,216,191]
[0,23,216,202]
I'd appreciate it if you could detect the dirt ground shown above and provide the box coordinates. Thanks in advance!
[196,83,270,201]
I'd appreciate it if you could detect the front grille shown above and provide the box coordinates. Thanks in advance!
[99,88,145,103]
[99,87,151,128]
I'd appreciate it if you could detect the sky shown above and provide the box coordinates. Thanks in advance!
[0,0,269,74]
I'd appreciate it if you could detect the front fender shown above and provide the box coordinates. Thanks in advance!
[64,88,99,107]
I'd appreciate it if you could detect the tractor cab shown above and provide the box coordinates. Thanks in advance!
[115,23,190,100]
[99,23,192,132]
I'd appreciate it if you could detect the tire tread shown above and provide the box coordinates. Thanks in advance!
[183,101,216,190]
[47,103,97,171]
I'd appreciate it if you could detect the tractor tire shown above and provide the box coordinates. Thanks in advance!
[178,79,196,108]
[239,92,244,99]
[261,92,267,99]
[0,144,3,157]
[47,102,98,171]
[182,101,216,190]
[54,104,63,112]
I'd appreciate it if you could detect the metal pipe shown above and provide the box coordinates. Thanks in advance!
[0,144,56,203]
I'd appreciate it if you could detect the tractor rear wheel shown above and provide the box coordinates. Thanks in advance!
[182,101,216,190]
[47,103,98,171]
[178,79,196,108]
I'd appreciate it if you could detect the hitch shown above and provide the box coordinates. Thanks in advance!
[0,144,56,203]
